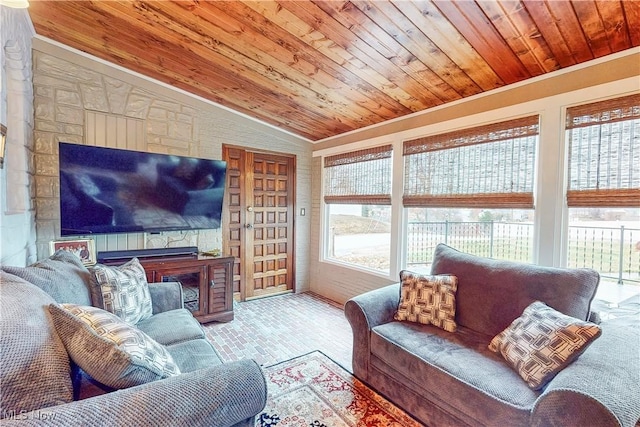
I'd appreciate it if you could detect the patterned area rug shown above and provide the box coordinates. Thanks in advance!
[256,351,422,427]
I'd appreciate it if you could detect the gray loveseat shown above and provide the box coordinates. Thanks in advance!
[346,244,640,427]
[1,251,267,426]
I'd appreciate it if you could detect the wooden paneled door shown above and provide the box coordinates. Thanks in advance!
[223,146,296,301]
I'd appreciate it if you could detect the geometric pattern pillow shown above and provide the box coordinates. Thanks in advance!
[394,270,458,333]
[48,303,180,390]
[488,301,601,390]
[90,258,152,324]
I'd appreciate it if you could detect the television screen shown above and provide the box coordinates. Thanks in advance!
[59,142,227,236]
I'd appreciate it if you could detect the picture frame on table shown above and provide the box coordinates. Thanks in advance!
[49,238,97,266]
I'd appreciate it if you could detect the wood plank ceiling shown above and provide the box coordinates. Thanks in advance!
[28,1,640,141]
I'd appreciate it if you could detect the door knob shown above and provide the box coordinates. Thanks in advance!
[247,206,253,212]
[245,224,253,229]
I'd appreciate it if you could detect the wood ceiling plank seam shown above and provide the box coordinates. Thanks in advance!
[100,2,341,109]
[246,0,440,112]
[621,1,640,46]
[352,0,481,98]
[97,1,362,135]
[315,0,463,106]
[195,2,408,129]
[84,3,343,123]
[592,0,633,53]
[313,0,466,102]
[215,0,412,117]
[432,0,531,84]
[204,0,412,120]
[570,0,618,58]
[302,2,461,106]
[393,0,504,91]
[31,7,331,140]
[135,5,378,129]
[316,0,410,62]
[518,1,584,67]
[478,0,559,76]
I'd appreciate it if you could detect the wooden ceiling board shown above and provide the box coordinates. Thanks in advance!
[351,0,479,98]
[392,0,504,91]
[433,0,532,84]
[523,1,588,67]
[214,2,411,124]
[477,1,559,76]
[265,1,446,109]
[623,1,640,46]
[28,0,640,142]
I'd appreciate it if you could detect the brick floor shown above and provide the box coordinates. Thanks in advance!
[203,292,353,371]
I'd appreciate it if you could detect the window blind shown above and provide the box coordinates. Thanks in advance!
[566,93,640,207]
[403,116,539,208]
[324,145,392,205]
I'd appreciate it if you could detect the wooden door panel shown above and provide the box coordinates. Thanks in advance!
[223,146,295,301]
[222,147,245,299]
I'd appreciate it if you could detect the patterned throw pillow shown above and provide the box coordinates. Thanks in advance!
[90,258,152,324]
[489,301,601,390]
[394,271,458,333]
[49,303,180,389]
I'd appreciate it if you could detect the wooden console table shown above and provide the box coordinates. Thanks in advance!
[102,254,234,324]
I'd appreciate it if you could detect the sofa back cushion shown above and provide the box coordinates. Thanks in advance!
[430,244,600,337]
[0,272,74,417]
[1,250,92,305]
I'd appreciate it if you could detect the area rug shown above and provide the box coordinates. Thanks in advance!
[256,351,422,427]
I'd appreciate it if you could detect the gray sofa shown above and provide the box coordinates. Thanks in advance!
[1,251,267,426]
[346,244,640,427]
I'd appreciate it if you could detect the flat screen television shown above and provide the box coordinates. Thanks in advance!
[59,142,227,236]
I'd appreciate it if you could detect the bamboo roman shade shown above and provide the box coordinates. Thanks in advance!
[566,93,640,207]
[324,145,392,205]
[403,116,539,208]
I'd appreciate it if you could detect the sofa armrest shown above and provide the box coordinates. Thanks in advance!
[344,283,400,382]
[531,318,640,427]
[148,281,184,314]
[1,359,267,427]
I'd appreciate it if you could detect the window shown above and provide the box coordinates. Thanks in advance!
[565,93,640,286]
[323,145,392,272]
[403,116,539,266]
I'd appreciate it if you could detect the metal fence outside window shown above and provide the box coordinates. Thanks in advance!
[406,221,640,286]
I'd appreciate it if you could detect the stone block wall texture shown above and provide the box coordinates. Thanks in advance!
[31,47,311,291]
[0,7,36,267]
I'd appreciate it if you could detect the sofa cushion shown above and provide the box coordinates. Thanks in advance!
[371,321,538,426]
[166,339,223,373]
[90,258,153,324]
[1,250,92,305]
[394,271,457,332]
[49,303,180,389]
[0,272,73,417]
[489,301,602,390]
[430,243,600,337]
[136,308,205,345]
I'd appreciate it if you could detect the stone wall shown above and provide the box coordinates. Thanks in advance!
[0,7,36,267]
[31,40,311,291]
[32,50,208,256]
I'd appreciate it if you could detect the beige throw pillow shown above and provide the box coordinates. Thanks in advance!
[49,303,180,390]
[90,258,152,324]
[489,301,601,390]
[394,271,458,333]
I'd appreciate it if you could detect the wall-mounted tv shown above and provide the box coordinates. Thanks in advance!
[59,142,227,236]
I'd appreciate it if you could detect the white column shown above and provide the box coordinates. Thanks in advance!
[534,106,567,267]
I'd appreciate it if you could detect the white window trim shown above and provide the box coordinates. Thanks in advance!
[317,77,640,280]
